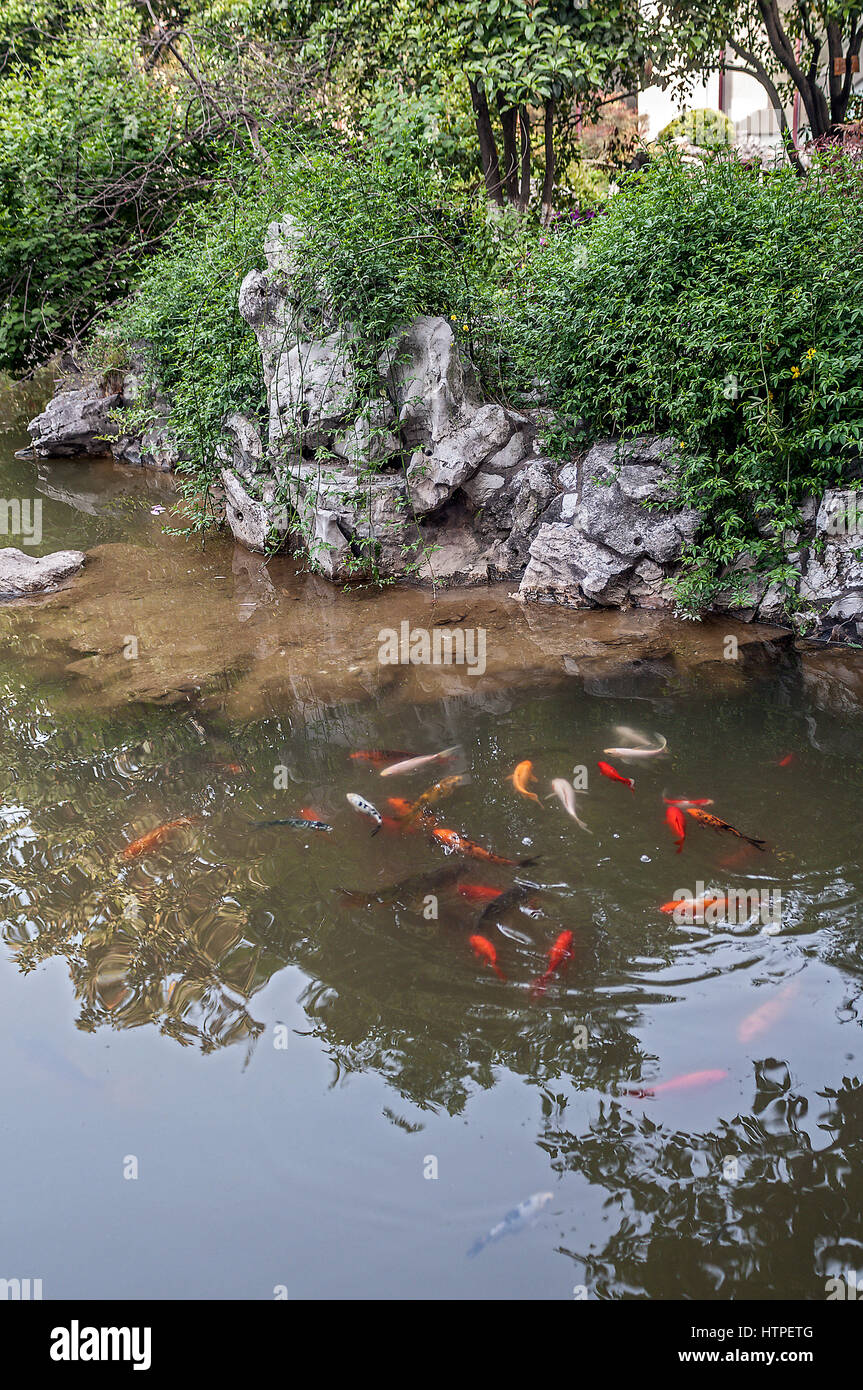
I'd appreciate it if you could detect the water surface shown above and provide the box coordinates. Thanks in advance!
[1,433,862,1300]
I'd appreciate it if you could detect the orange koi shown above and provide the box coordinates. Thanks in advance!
[627,1068,729,1099]
[597,761,634,792]
[469,934,507,981]
[737,981,800,1043]
[777,753,794,767]
[660,895,728,918]
[458,883,504,902]
[432,827,538,867]
[685,806,766,850]
[507,760,541,805]
[121,815,200,861]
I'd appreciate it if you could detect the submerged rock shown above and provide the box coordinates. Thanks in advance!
[0,547,85,597]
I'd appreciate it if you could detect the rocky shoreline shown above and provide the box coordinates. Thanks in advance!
[20,218,863,644]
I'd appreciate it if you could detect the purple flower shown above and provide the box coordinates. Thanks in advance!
[150,505,166,515]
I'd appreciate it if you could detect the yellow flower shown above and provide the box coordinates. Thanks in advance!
[450,314,456,321]
[768,390,774,400]
[791,365,800,378]
[462,323,469,331]
[805,348,816,360]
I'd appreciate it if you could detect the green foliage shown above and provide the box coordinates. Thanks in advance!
[110,154,290,522]
[512,150,863,609]
[0,0,212,370]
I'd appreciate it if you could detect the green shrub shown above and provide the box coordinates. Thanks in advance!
[658,108,736,151]
[512,150,863,610]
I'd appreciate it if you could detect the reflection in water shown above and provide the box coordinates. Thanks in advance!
[2,438,863,1297]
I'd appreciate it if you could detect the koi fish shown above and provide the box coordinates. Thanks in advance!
[507,760,541,805]
[663,795,714,808]
[207,759,246,775]
[121,815,200,860]
[387,796,416,818]
[432,827,538,867]
[627,1068,729,1099]
[611,725,656,748]
[379,746,462,778]
[603,734,667,759]
[350,750,414,764]
[341,863,462,906]
[467,1192,553,1258]
[252,817,333,832]
[548,777,589,832]
[597,761,635,792]
[737,981,800,1044]
[665,803,686,853]
[777,753,794,767]
[458,884,503,902]
[685,806,766,850]
[718,843,761,869]
[346,793,383,835]
[530,929,574,998]
[660,895,728,919]
[469,934,507,981]
[405,774,470,821]
[477,882,535,927]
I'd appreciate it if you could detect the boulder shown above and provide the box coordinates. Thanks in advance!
[0,548,85,597]
[405,404,517,513]
[216,413,267,484]
[518,437,701,606]
[28,388,121,457]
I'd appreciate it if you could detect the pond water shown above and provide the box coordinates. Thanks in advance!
[1,432,862,1300]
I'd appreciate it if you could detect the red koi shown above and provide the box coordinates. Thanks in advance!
[597,761,634,793]
[350,750,414,764]
[469,934,507,982]
[530,930,574,998]
[665,803,686,853]
[777,753,794,767]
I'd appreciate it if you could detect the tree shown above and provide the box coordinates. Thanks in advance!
[651,2,863,171]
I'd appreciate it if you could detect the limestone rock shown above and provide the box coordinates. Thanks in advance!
[28,388,121,457]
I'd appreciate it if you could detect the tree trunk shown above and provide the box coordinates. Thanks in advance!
[518,105,531,211]
[468,77,504,206]
[541,98,556,224]
[496,97,520,203]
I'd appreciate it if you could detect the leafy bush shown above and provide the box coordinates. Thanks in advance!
[658,107,735,150]
[512,150,863,609]
[0,0,216,371]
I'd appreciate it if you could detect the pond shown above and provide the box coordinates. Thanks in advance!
[1,430,862,1300]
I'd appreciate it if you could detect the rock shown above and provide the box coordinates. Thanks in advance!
[379,316,479,448]
[517,436,701,608]
[0,548,85,597]
[221,469,290,554]
[798,492,863,636]
[268,331,356,451]
[333,398,400,465]
[406,404,516,513]
[28,388,121,457]
[217,413,266,484]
